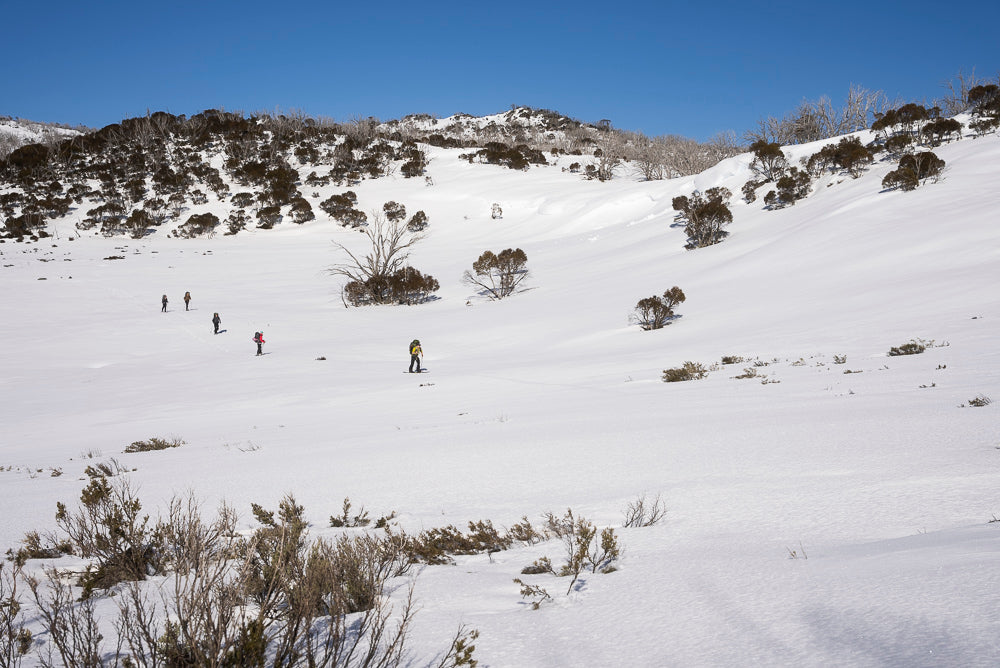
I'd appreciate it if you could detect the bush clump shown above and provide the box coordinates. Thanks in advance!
[662,362,708,382]
[634,287,686,330]
[124,436,184,453]
[887,342,926,356]
[672,187,733,249]
[882,151,946,191]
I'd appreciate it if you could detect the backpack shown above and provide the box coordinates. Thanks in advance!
[254,332,262,344]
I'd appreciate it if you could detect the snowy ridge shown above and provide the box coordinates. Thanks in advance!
[1,119,999,665]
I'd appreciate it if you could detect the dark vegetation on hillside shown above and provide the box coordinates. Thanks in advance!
[1,73,997,242]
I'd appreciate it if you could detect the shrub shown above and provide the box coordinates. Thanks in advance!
[382,200,406,223]
[328,497,372,527]
[176,212,220,237]
[806,136,874,178]
[634,286,686,330]
[124,436,184,453]
[319,191,367,227]
[741,179,764,203]
[0,562,33,664]
[887,342,925,356]
[54,477,164,597]
[255,205,281,229]
[882,152,945,191]
[462,142,548,170]
[967,395,992,407]
[622,493,667,528]
[407,520,514,565]
[406,209,429,232]
[921,118,963,146]
[662,362,707,382]
[764,167,811,208]
[225,209,249,235]
[748,140,787,181]
[7,530,73,565]
[387,266,440,305]
[331,215,433,306]
[463,248,529,299]
[288,196,315,223]
[672,187,733,249]
[541,509,621,593]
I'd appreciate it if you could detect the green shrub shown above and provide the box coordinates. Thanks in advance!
[54,477,163,597]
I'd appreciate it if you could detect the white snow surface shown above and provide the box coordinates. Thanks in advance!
[2,128,1000,666]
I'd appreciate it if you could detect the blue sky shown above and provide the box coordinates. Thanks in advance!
[4,0,998,140]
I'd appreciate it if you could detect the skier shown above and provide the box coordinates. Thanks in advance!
[161,294,168,312]
[408,339,423,373]
[212,312,221,335]
[184,291,192,311]
[254,331,265,356]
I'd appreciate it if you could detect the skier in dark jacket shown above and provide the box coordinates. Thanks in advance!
[184,291,192,311]
[212,313,221,334]
[254,331,265,356]
[161,294,168,312]
[408,339,423,372]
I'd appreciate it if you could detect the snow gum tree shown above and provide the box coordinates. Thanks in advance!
[634,287,686,330]
[463,248,530,299]
[672,188,733,249]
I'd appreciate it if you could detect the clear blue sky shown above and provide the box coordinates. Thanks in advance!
[4,0,998,141]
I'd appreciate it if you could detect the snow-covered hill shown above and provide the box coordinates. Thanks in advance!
[1,117,999,666]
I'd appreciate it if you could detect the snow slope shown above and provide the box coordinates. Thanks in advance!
[1,127,999,666]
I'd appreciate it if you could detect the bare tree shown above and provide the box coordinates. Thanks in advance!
[936,69,987,115]
[591,127,626,181]
[330,213,425,306]
[745,86,890,144]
